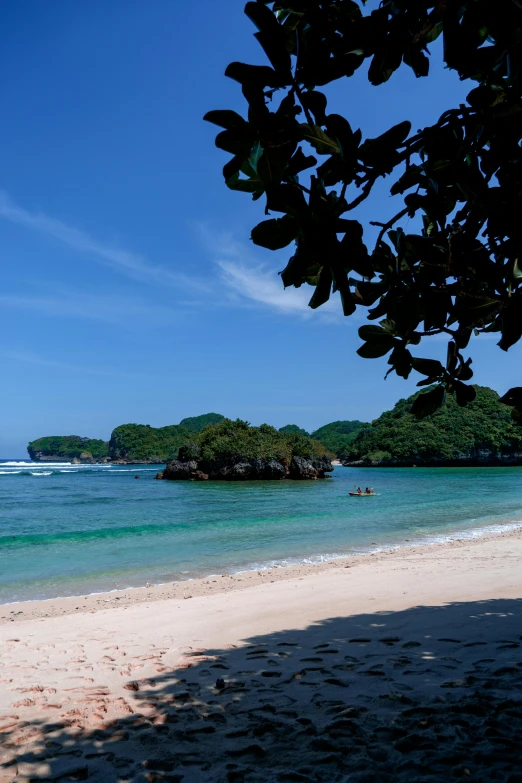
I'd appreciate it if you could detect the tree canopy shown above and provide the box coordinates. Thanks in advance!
[108,424,191,462]
[311,419,365,455]
[180,418,327,465]
[205,0,522,423]
[278,423,310,435]
[27,436,108,461]
[344,384,522,464]
[178,413,225,432]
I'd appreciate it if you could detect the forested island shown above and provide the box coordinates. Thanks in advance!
[343,386,522,467]
[156,418,332,481]
[108,413,225,463]
[27,413,225,464]
[26,435,110,463]
[27,386,522,468]
[27,415,363,463]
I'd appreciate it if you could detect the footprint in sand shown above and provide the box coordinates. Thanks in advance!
[12,697,36,708]
[65,676,94,683]
[120,663,144,676]
[0,716,20,732]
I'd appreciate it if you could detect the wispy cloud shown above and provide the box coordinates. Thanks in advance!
[203,229,344,321]
[4,350,140,379]
[0,285,181,327]
[0,191,209,292]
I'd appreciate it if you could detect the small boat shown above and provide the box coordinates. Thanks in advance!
[349,491,376,496]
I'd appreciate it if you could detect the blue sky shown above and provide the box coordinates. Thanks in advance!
[1,1,520,456]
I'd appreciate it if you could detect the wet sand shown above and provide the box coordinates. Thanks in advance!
[1,527,522,782]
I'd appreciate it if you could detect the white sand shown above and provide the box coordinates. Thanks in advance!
[1,528,522,782]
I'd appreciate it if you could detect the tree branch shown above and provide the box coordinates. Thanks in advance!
[416,327,458,338]
[344,177,377,211]
[292,80,314,126]
[371,207,410,249]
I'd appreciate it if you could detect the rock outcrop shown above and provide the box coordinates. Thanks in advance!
[32,451,96,464]
[157,455,333,482]
[343,449,522,468]
[27,436,109,463]
[156,460,209,481]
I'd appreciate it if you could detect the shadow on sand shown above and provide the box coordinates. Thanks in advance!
[2,598,522,782]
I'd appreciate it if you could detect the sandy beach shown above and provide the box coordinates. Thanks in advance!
[1,528,522,782]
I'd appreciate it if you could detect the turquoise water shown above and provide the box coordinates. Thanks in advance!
[0,460,521,603]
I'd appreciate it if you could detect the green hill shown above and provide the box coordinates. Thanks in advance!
[27,436,108,462]
[311,420,366,457]
[344,386,522,466]
[184,419,326,464]
[160,418,332,480]
[108,424,192,462]
[278,424,310,436]
[178,413,224,432]
[28,412,226,463]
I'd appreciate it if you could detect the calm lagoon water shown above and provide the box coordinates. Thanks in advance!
[0,460,521,602]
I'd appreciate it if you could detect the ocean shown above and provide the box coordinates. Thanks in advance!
[0,460,521,603]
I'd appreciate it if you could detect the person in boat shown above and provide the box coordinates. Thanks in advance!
[357,486,363,494]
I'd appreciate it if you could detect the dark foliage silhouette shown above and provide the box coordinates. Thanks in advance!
[206,1,522,423]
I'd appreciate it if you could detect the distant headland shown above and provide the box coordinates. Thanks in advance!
[155,419,332,481]
[342,386,522,467]
[27,414,363,467]
[26,386,522,471]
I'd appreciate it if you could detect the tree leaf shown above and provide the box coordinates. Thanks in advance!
[403,47,430,79]
[454,381,477,407]
[500,387,522,408]
[411,385,445,419]
[251,217,299,250]
[389,345,413,379]
[325,114,356,156]
[498,298,522,351]
[390,164,422,196]
[287,147,317,176]
[254,31,292,77]
[368,42,403,86]
[215,128,254,157]
[455,327,472,349]
[412,358,445,377]
[244,2,279,32]
[357,335,396,359]
[301,91,328,125]
[359,121,411,168]
[339,285,357,316]
[204,110,246,130]
[309,266,333,309]
[223,155,243,182]
[356,280,387,306]
[257,148,290,187]
[359,325,389,341]
[225,62,284,88]
[500,387,522,425]
[457,358,474,381]
[450,296,501,328]
[245,0,292,76]
[226,170,263,195]
[300,124,340,155]
[357,326,396,358]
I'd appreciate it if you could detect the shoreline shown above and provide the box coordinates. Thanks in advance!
[3,523,522,623]
[2,527,522,780]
